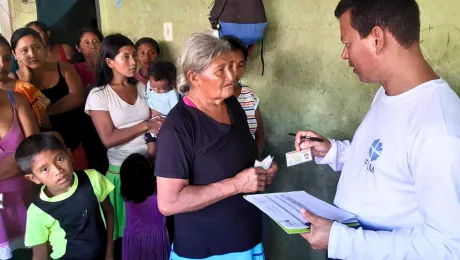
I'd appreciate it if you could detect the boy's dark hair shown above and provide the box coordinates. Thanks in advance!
[95,33,137,87]
[221,35,248,62]
[120,153,156,204]
[334,0,420,48]
[0,34,11,51]
[135,37,160,54]
[148,60,177,85]
[15,132,67,174]
[11,28,43,51]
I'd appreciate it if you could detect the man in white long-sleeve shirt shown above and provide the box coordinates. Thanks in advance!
[295,0,460,259]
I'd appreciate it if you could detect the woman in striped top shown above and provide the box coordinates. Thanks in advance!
[224,36,266,155]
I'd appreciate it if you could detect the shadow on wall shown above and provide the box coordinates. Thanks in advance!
[256,26,339,260]
[158,41,173,62]
[420,24,460,91]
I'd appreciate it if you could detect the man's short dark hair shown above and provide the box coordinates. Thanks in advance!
[15,132,67,174]
[334,0,421,48]
[148,60,177,85]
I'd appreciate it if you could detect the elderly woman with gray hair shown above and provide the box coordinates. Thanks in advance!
[154,32,278,259]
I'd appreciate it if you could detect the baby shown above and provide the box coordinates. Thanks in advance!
[146,60,179,117]
[145,60,179,157]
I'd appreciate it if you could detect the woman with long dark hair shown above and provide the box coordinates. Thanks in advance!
[26,21,74,63]
[11,27,88,170]
[73,27,109,174]
[0,34,51,130]
[74,27,104,90]
[85,33,163,250]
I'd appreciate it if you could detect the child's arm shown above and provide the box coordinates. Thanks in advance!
[148,108,161,159]
[32,243,48,260]
[150,108,162,118]
[147,142,156,158]
[26,204,51,260]
[101,197,114,260]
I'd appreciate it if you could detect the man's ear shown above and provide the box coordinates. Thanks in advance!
[25,174,42,185]
[370,26,385,55]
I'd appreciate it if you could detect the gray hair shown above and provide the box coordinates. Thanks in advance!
[177,32,232,94]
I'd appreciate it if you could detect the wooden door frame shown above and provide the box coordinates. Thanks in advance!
[95,0,101,32]
[0,0,13,40]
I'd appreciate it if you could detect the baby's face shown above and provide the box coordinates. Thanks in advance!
[149,78,170,90]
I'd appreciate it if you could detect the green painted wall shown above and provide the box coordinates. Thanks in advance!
[8,0,37,30]
[99,0,460,259]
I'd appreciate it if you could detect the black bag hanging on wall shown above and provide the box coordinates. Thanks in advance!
[209,0,268,75]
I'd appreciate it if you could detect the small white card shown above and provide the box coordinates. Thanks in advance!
[286,149,312,167]
[254,155,274,170]
[0,193,3,209]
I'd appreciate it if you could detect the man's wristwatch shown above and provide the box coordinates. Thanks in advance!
[145,132,157,143]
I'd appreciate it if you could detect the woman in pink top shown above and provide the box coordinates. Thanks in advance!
[74,28,104,91]
[73,28,109,174]
[0,89,39,259]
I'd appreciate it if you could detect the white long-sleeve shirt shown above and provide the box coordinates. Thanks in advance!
[316,79,460,260]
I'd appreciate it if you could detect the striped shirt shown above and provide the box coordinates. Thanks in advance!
[237,85,259,138]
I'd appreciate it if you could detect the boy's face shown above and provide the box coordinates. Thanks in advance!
[25,149,74,192]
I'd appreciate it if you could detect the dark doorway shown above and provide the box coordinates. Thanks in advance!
[36,0,99,48]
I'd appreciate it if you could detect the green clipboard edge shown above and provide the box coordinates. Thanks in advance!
[276,218,360,234]
[244,195,360,235]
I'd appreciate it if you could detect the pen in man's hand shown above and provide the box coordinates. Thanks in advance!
[288,133,324,143]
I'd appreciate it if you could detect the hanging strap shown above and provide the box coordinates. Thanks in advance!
[57,62,63,76]
[58,45,68,62]
[209,0,228,30]
[260,37,265,76]
[7,91,17,110]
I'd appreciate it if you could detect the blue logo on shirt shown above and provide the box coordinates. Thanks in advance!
[368,139,383,161]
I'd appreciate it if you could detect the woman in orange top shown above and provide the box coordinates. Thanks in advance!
[0,34,51,130]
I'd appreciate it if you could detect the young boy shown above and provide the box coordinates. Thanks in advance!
[15,132,114,260]
[145,60,179,157]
